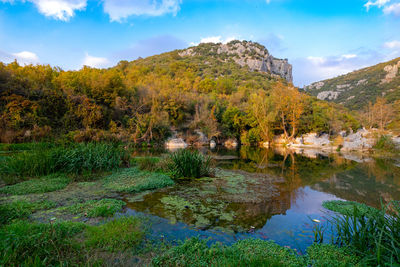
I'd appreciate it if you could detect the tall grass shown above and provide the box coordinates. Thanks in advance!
[0,143,127,180]
[167,149,214,179]
[317,200,400,265]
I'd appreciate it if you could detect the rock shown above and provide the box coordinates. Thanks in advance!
[165,138,188,149]
[210,140,217,149]
[342,129,376,151]
[224,138,238,148]
[317,91,340,100]
[301,133,331,147]
[179,41,293,82]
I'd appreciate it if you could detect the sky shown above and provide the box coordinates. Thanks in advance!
[0,0,400,86]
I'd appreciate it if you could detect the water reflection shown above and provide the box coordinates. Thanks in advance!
[125,147,400,249]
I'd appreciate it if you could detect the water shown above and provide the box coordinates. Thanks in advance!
[123,147,400,252]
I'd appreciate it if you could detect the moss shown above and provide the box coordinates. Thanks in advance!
[0,174,70,195]
[65,198,125,218]
[85,216,147,252]
[103,168,174,193]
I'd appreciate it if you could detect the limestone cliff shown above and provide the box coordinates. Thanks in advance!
[178,40,293,83]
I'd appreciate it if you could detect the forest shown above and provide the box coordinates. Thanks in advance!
[0,46,367,146]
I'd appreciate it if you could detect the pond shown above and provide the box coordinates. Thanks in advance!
[123,147,400,253]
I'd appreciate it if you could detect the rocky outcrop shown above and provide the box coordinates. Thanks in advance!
[381,60,400,84]
[179,40,293,82]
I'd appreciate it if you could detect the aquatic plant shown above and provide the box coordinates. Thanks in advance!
[85,217,147,252]
[66,198,125,218]
[318,200,400,265]
[103,168,174,193]
[167,149,214,179]
[0,174,70,195]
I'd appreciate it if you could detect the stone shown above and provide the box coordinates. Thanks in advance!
[224,138,238,148]
[165,138,188,149]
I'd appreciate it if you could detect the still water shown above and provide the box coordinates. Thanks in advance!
[123,147,400,252]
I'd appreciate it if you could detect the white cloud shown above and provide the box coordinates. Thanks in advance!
[1,0,86,21]
[82,53,110,68]
[384,40,400,49]
[364,0,400,16]
[364,0,390,10]
[383,3,400,15]
[103,0,182,22]
[12,51,40,64]
[0,50,40,65]
[189,36,238,46]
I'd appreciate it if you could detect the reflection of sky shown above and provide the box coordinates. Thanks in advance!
[122,186,342,252]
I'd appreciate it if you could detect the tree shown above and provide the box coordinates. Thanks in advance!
[249,91,276,142]
[271,82,304,140]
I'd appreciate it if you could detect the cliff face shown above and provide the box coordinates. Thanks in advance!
[304,57,400,110]
[178,40,293,83]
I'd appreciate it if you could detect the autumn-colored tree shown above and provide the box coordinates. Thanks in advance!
[249,91,276,142]
[271,82,304,140]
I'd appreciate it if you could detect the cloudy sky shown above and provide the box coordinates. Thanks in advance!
[0,0,399,86]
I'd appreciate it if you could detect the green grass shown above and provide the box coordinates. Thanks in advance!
[85,216,147,252]
[0,142,55,152]
[305,244,361,267]
[153,238,302,267]
[66,198,125,218]
[0,200,56,225]
[318,200,400,266]
[103,168,174,193]
[0,143,126,180]
[0,220,86,266]
[131,157,162,172]
[167,149,214,179]
[0,174,70,195]
[322,200,378,217]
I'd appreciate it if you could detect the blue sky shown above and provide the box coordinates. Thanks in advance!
[1,0,400,86]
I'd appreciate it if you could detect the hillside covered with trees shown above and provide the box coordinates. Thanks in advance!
[0,41,360,145]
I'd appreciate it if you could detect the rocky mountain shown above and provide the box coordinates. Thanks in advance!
[178,40,293,82]
[304,57,400,110]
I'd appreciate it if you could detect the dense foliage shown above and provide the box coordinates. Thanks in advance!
[0,41,360,145]
[167,149,214,179]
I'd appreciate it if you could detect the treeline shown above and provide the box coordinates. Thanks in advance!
[0,53,360,145]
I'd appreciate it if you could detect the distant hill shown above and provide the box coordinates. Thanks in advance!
[304,57,400,110]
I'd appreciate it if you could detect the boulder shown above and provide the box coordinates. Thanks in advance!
[301,133,331,147]
[165,138,188,149]
[342,129,375,151]
[210,140,217,149]
[224,138,238,148]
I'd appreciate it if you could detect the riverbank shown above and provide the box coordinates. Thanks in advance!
[1,143,399,266]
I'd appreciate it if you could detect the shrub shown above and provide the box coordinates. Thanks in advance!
[0,174,70,195]
[374,135,397,152]
[66,199,125,218]
[317,200,400,266]
[0,221,85,266]
[0,200,56,225]
[103,168,174,193]
[85,217,147,252]
[166,149,214,179]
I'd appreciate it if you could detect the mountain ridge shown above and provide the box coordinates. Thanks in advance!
[304,57,400,110]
